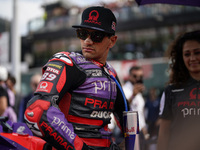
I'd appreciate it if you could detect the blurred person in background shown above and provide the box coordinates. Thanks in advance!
[6,74,16,94]
[24,6,128,150]
[18,73,41,122]
[2,73,15,110]
[145,87,160,150]
[157,30,200,150]
[123,66,149,150]
[6,74,22,119]
[0,66,17,122]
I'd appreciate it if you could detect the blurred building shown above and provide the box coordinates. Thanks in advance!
[0,18,10,33]
[0,18,11,65]
[22,0,200,67]
[20,0,200,91]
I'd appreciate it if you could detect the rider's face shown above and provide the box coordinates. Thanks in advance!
[80,29,117,65]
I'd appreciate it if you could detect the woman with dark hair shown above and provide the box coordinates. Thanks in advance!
[157,30,200,150]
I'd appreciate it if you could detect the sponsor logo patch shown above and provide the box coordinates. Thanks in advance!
[46,67,60,75]
[41,121,73,150]
[36,81,53,93]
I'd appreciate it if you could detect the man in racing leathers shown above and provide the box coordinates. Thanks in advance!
[24,6,128,150]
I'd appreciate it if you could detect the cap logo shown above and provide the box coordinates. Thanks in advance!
[84,10,101,25]
[89,10,99,21]
[112,21,116,31]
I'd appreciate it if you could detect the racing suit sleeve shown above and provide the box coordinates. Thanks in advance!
[24,52,89,150]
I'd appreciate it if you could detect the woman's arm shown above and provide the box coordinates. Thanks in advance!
[0,96,8,116]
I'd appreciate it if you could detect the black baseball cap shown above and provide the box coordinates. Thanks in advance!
[72,6,117,35]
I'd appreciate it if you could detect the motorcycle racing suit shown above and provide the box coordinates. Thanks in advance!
[24,51,127,150]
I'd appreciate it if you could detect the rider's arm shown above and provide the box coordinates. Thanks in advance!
[24,52,89,150]
[112,75,129,132]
